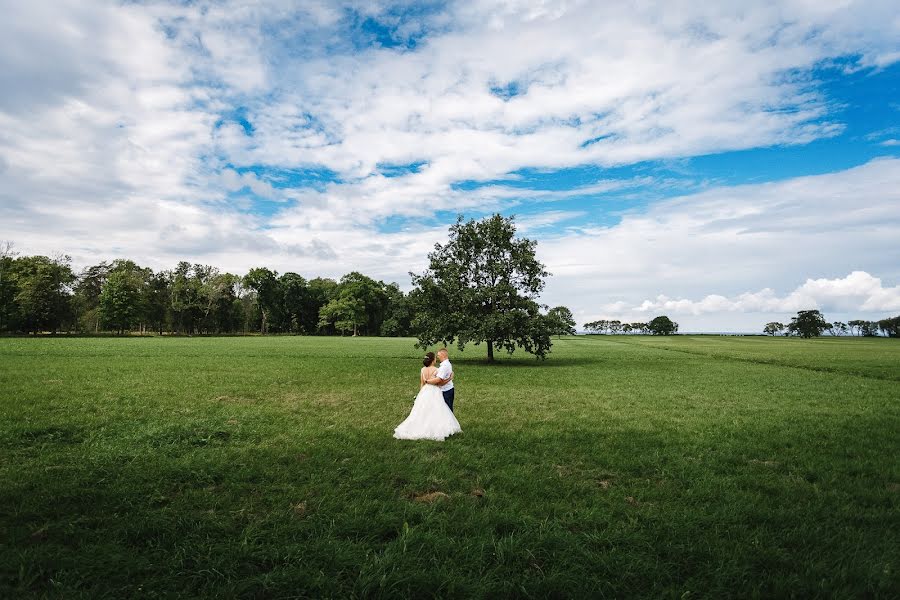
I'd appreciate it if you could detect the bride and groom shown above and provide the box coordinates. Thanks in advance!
[394,348,461,441]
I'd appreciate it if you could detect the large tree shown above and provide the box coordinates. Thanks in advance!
[10,255,75,334]
[243,267,280,334]
[338,271,389,335]
[878,316,900,338]
[787,310,829,338]
[99,269,142,334]
[318,295,366,336]
[409,214,551,361]
[73,262,110,333]
[763,322,785,336]
[648,315,678,335]
[144,270,171,335]
[280,272,308,333]
[546,306,576,338]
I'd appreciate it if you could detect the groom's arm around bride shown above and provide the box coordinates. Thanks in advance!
[425,348,455,412]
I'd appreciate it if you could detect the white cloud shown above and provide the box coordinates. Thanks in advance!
[540,158,900,329]
[220,169,277,199]
[609,271,900,316]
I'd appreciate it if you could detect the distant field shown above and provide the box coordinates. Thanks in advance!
[1,336,898,598]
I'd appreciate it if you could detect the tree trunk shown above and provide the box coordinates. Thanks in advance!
[487,339,494,362]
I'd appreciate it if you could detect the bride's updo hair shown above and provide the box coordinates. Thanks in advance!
[423,352,435,367]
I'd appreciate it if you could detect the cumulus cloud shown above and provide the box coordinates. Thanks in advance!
[541,158,900,329]
[220,169,277,199]
[612,271,900,316]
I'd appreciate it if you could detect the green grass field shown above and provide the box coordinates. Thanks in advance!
[1,335,898,598]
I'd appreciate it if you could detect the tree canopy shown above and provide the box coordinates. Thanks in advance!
[409,214,552,361]
[648,315,679,335]
[0,245,416,337]
[787,310,829,338]
[546,306,576,338]
[763,322,785,336]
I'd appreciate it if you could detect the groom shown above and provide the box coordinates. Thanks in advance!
[425,348,455,412]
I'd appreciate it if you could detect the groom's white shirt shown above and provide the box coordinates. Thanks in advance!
[436,358,454,392]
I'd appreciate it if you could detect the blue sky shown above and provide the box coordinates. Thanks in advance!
[1,0,899,331]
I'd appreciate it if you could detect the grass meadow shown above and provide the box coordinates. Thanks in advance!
[1,335,898,598]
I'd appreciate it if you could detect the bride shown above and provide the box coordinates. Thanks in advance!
[394,352,461,441]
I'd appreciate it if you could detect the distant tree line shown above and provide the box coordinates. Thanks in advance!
[583,316,679,336]
[0,248,414,336]
[764,310,899,338]
[0,223,579,348]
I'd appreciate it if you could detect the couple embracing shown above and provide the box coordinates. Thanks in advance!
[394,348,462,441]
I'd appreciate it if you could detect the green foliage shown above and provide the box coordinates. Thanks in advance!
[787,310,829,338]
[279,272,309,334]
[318,294,366,336]
[878,315,900,338]
[546,306,576,337]
[99,269,142,333]
[763,321,785,336]
[73,262,109,333]
[827,321,848,337]
[584,320,648,334]
[304,277,339,333]
[0,243,19,332]
[648,315,678,335]
[380,283,412,337]
[410,214,552,361]
[144,271,171,334]
[1,336,898,597]
[5,255,75,334]
[846,319,881,337]
[243,267,280,334]
[860,321,880,337]
[338,272,390,335]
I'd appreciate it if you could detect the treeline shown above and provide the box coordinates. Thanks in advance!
[0,250,412,336]
[583,316,679,335]
[764,310,899,338]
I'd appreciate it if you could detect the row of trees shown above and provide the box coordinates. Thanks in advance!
[583,316,679,336]
[1,216,579,362]
[764,310,900,338]
[0,249,415,337]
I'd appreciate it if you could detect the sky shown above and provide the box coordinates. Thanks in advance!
[1,0,899,332]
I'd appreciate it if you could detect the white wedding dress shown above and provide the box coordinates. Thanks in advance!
[394,368,461,441]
